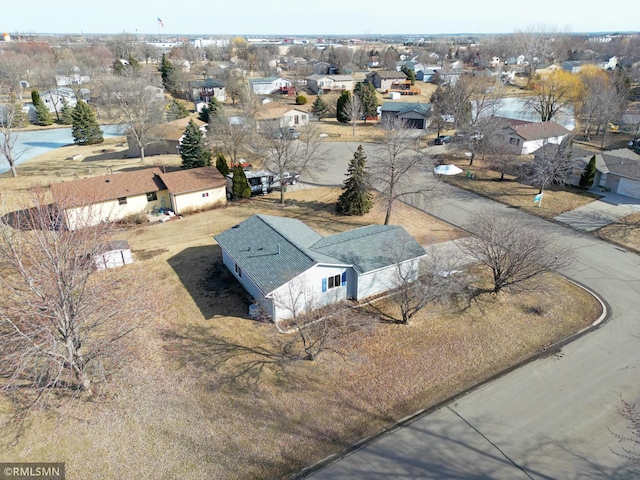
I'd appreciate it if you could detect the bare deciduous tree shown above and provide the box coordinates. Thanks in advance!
[529,136,573,194]
[344,93,363,136]
[0,91,27,177]
[260,121,325,204]
[457,208,573,294]
[0,188,155,412]
[371,117,436,225]
[209,109,256,168]
[109,74,166,163]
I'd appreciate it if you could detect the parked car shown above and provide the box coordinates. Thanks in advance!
[277,171,301,185]
[434,135,452,145]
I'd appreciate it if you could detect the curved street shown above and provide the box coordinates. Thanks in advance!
[304,146,640,479]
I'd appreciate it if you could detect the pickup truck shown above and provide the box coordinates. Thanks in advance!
[278,171,300,185]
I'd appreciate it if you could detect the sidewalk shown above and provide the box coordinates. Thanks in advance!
[553,191,640,232]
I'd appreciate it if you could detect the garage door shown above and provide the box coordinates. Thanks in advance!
[402,118,425,129]
[617,177,640,198]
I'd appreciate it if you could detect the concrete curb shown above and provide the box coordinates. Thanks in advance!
[291,279,610,480]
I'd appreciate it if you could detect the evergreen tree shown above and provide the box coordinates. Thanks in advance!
[311,96,330,119]
[336,90,351,123]
[231,164,251,199]
[354,82,378,121]
[71,101,104,145]
[579,155,597,188]
[8,93,27,128]
[401,65,416,85]
[31,90,53,126]
[179,119,211,169]
[198,97,223,124]
[59,98,73,125]
[166,99,189,121]
[215,152,230,176]
[160,54,176,90]
[336,145,373,216]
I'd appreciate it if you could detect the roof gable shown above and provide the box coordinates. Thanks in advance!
[159,166,226,195]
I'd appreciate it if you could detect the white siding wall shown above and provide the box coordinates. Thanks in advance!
[172,187,226,214]
[522,135,567,155]
[356,259,420,301]
[270,265,348,322]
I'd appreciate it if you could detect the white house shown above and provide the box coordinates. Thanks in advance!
[305,74,355,94]
[248,76,293,95]
[51,166,227,230]
[254,105,310,130]
[504,120,571,155]
[214,215,427,324]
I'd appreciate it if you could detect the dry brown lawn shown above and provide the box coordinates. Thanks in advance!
[0,179,603,479]
[598,211,640,253]
[442,158,602,219]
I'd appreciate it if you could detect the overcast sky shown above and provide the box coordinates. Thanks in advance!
[4,0,639,36]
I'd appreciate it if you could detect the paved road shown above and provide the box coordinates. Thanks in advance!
[305,158,640,478]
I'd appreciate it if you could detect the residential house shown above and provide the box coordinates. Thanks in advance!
[569,149,640,198]
[26,87,89,120]
[312,61,332,74]
[305,74,355,94]
[430,68,464,86]
[561,61,586,74]
[126,118,207,157]
[214,214,427,323]
[416,68,439,82]
[503,120,571,155]
[51,166,227,230]
[248,76,293,95]
[365,71,410,92]
[489,56,501,68]
[189,78,226,111]
[254,104,309,131]
[379,102,432,129]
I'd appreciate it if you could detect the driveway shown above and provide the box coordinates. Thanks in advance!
[554,191,640,231]
[304,165,640,479]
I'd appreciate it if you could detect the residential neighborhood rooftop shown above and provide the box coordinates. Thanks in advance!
[510,121,570,141]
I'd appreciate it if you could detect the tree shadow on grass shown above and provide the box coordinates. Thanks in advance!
[167,245,252,320]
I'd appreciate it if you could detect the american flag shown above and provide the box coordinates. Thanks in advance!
[157,17,164,28]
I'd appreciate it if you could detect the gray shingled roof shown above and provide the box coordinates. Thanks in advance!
[214,215,427,294]
[380,102,432,117]
[510,121,570,141]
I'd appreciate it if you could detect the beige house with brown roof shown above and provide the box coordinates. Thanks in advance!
[254,104,309,131]
[51,166,226,230]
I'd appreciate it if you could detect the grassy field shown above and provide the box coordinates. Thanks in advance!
[0,169,603,479]
[442,158,602,219]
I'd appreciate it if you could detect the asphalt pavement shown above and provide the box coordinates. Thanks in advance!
[302,154,640,479]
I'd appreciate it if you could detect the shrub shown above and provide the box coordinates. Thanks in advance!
[295,95,307,105]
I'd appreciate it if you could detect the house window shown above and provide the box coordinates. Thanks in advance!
[235,263,242,278]
[146,192,157,201]
[202,192,209,197]
[118,197,127,205]
[509,138,521,146]
[322,273,345,292]
[294,115,299,125]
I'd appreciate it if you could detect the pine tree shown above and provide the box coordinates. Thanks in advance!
[198,97,222,124]
[336,90,351,123]
[160,54,175,90]
[401,66,416,85]
[71,101,104,145]
[215,152,230,176]
[231,164,251,199]
[166,99,189,121]
[579,155,597,188]
[179,119,211,169]
[311,96,330,119]
[31,90,53,126]
[8,93,27,128]
[336,145,373,215]
[59,98,73,125]
[354,82,378,121]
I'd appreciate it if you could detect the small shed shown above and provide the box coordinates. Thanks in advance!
[94,240,134,271]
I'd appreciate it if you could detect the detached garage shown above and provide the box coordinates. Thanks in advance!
[379,102,432,130]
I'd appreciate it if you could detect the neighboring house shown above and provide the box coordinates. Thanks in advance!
[379,102,432,129]
[51,166,227,230]
[312,61,332,74]
[254,104,309,131]
[430,68,463,86]
[126,118,207,157]
[561,61,586,74]
[305,74,355,94]
[489,56,501,68]
[189,78,226,110]
[569,149,640,198]
[56,73,91,87]
[214,214,427,323]
[503,120,570,155]
[248,76,293,95]
[144,85,165,102]
[26,87,89,119]
[365,70,409,92]
[416,68,439,82]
